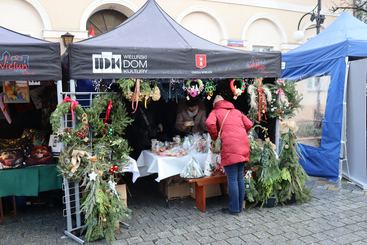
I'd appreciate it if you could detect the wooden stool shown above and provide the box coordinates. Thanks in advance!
[187,175,227,212]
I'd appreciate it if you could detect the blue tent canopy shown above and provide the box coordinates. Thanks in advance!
[282,13,367,180]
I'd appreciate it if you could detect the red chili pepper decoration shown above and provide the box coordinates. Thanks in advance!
[104,100,113,125]
[257,87,267,122]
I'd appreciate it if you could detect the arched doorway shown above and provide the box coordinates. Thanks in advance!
[86,9,128,36]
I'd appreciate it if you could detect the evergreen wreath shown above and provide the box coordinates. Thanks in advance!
[50,98,90,146]
[50,98,85,133]
[86,94,133,137]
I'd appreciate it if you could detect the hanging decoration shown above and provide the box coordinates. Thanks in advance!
[204,80,216,100]
[117,79,158,112]
[247,78,272,123]
[230,79,246,100]
[183,79,204,100]
[151,83,161,101]
[268,79,302,120]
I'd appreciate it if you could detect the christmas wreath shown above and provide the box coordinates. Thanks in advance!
[50,96,90,145]
[230,79,246,100]
[204,80,216,100]
[268,79,302,120]
[183,79,204,100]
[86,94,133,137]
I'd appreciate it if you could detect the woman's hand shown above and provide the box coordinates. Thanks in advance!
[184,120,195,127]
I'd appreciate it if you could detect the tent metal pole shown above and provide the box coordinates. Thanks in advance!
[339,57,350,186]
[56,80,63,104]
[275,119,280,154]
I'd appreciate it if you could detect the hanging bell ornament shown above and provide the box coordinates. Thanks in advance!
[151,85,161,101]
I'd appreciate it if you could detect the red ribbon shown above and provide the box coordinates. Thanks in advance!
[104,100,113,124]
[63,96,79,122]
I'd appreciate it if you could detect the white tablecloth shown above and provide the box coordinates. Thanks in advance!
[122,157,140,183]
[136,150,209,182]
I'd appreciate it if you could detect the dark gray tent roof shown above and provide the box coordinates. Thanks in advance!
[0,26,61,80]
[66,0,281,79]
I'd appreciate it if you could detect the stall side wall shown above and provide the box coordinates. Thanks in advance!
[343,59,367,190]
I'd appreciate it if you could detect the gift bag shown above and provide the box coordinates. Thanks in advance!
[204,149,213,177]
[180,157,204,178]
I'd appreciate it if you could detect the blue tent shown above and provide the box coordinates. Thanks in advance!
[282,13,367,180]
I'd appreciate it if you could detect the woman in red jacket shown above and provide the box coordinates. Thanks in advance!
[206,95,253,214]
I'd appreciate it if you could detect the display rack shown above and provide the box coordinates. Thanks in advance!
[62,178,85,244]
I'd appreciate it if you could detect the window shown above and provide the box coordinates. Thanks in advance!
[289,76,331,147]
[252,45,273,52]
[87,9,128,36]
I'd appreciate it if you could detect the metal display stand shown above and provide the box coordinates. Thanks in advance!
[62,178,85,244]
[56,82,129,243]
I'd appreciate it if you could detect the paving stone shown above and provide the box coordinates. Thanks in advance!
[226,237,244,245]
[3,177,367,245]
[168,234,187,242]
[153,238,171,245]
[210,241,230,245]
[157,231,173,239]
[126,236,144,244]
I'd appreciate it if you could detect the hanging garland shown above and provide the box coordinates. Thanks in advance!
[247,78,272,123]
[230,79,246,100]
[268,79,302,120]
[183,79,204,100]
[117,79,160,111]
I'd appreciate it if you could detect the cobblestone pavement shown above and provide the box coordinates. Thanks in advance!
[1,177,367,245]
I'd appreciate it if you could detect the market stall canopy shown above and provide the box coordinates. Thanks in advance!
[63,0,281,80]
[282,13,367,180]
[0,26,61,81]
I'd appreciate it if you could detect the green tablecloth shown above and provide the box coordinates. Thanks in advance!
[0,165,63,197]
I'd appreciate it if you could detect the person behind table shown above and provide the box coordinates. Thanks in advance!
[205,92,253,215]
[175,98,207,135]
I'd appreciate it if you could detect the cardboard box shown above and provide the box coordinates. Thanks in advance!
[160,176,191,200]
[190,183,224,199]
[116,184,127,207]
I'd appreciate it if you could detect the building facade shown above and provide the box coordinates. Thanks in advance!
[1,0,350,53]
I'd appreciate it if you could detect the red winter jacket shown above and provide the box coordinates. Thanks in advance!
[205,100,253,167]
